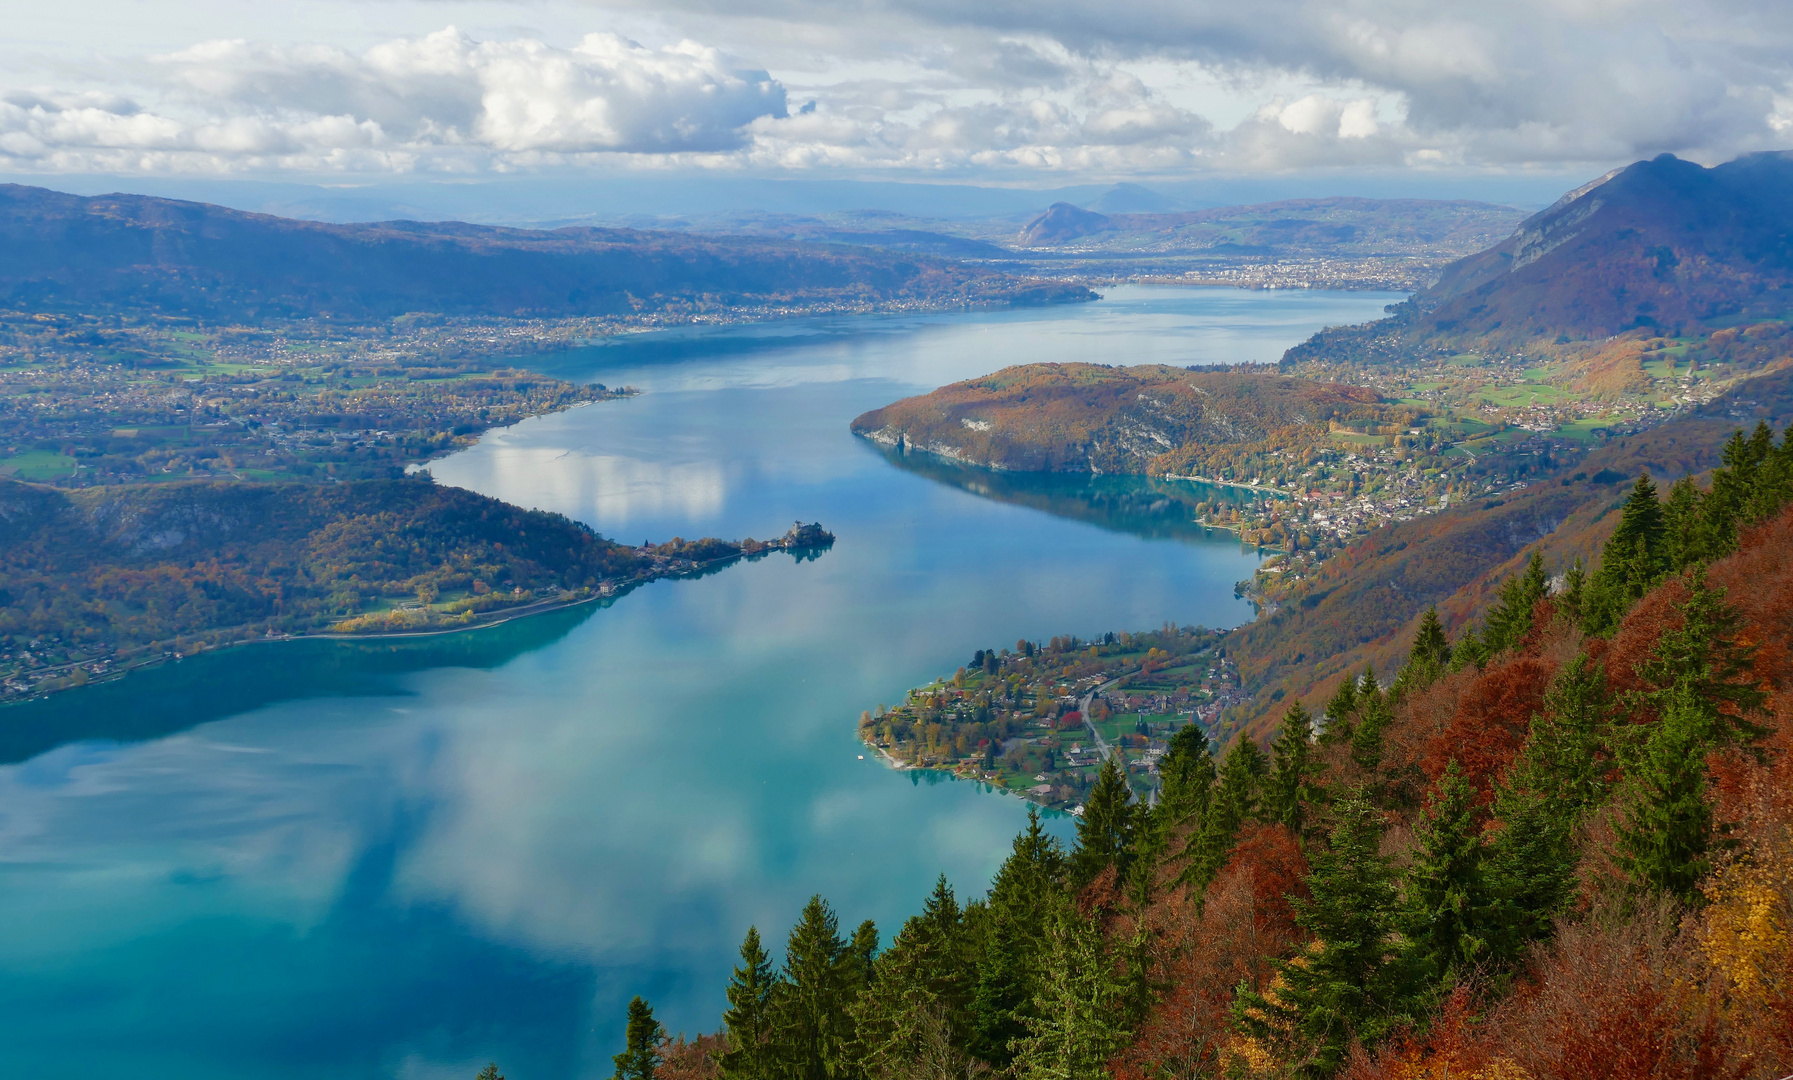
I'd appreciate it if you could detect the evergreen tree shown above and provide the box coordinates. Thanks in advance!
[1264,702,1319,834]
[1483,551,1549,655]
[1583,473,1668,635]
[1182,738,1267,892]
[719,927,782,1080]
[1449,622,1487,672]
[1235,793,1421,1078]
[1318,670,1365,749]
[1631,569,1768,745]
[1401,763,1494,982]
[971,809,1064,1067]
[476,1065,504,1080]
[1069,754,1134,889]
[1349,691,1395,774]
[1612,682,1716,904]
[775,896,857,1080]
[612,996,665,1080]
[1154,724,1216,828]
[1010,906,1130,1080]
[1510,653,1613,817]
[1483,784,1578,962]
[1393,607,1452,696]
[852,877,973,1077]
[1557,556,1587,627]
[1661,474,1706,572]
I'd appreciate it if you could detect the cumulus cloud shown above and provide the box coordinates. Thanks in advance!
[4,0,1793,178]
[0,27,786,172]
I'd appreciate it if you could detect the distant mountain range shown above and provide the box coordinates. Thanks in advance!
[0,185,1091,323]
[1413,151,1793,343]
[1013,196,1527,258]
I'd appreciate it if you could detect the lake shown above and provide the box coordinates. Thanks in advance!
[0,286,1398,1079]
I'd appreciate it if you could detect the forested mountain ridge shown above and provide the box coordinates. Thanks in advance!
[0,476,825,699]
[1016,196,1525,258]
[851,364,1387,474]
[0,184,1093,322]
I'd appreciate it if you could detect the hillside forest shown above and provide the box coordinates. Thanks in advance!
[597,424,1793,1080]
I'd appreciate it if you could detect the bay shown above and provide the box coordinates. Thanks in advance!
[0,286,1397,1079]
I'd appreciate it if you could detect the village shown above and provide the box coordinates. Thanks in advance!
[858,623,1246,812]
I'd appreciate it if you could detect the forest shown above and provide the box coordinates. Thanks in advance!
[0,477,799,698]
[590,421,1793,1080]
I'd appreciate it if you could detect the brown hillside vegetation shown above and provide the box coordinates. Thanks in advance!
[1220,365,1793,744]
[851,363,1387,474]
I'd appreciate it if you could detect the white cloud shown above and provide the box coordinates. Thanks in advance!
[0,27,787,173]
[3,0,1792,179]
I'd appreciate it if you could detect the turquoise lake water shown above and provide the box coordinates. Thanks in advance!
[0,286,1398,1078]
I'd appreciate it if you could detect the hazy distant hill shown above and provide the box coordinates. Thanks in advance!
[1015,196,1525,257]
[0,185,1091,322]
[1414,152,1793,343]
[851,363,1384,474]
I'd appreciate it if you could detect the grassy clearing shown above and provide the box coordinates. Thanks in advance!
[0,451,78,480]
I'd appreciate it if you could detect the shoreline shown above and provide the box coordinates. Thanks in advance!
[2,538,827,706]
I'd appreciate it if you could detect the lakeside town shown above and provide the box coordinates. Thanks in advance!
[858,624,1245,812]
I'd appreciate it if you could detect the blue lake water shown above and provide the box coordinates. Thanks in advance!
[0,286,1398,1078]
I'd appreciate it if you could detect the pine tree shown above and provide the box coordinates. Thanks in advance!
[852,877,973,1077]
[1584,473,1668,635]
[1483,783,1578,963]
[1401,763,1494,982]
[612,996,665,1080]
[1631,569,1768,745]
[1235,793,1421,1078]
[1069,754,1134,889]
[720,927,781,1080]
[1511,653,1613,817]
[1264,702,1319,834]
[1661,474,1706,572]
[1154,724,1216,828]
[1349,690,1395,773]
[1393,607,1452,696]
[1483,551,1549,655]
[971,809,1064,1067]
[1557,556,1587,627]
[1182,738,1266,892]
[775,896,856,1080]
[476,1065,504,1080]
[1612,682,1716,903]
[1010,906,1130,1080]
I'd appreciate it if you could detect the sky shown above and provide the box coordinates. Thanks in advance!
[3,0,1792,205]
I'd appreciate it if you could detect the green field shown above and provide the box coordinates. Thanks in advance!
[0,451,78,480]
[1480,383,1568,406]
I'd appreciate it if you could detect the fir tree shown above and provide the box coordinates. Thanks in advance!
[1349,691,1394,773]
[1612,682,1716,904]
[1182,738,1266,892]
[719,927,781,1080]
[612,996,665,1080]
[1235,793,1421,1078]
[1661,474,1706,572]
[775,896,856,1080]
[1630,569,1768,746]
[1264,702,1319,834]
[1155,724,1216,828]
[1483,551,1548,655]
[1483,784,1578,962]
[1511,653,1613,817]
[476,1065,504,1080]
[1557,556,1587,627]
[1401,763,1494,982]
[1393,606,1452,696]
[1069,754,1134,889]
[1010,906,1130,1080]
[971,809,1063,1067]
[852,877,973,1077]
[1583,473,1668,635]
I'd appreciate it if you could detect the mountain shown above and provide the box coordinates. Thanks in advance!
[851,364,1384,474]
[1017,202,1116,245]
[0,185,1092,322]
[1413,151,1793,343]
[1015,196,1523,257]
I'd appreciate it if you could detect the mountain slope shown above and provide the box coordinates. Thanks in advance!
[851,363,1384,473]
[0,185,1092,322]
[1413,152,1793,343]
